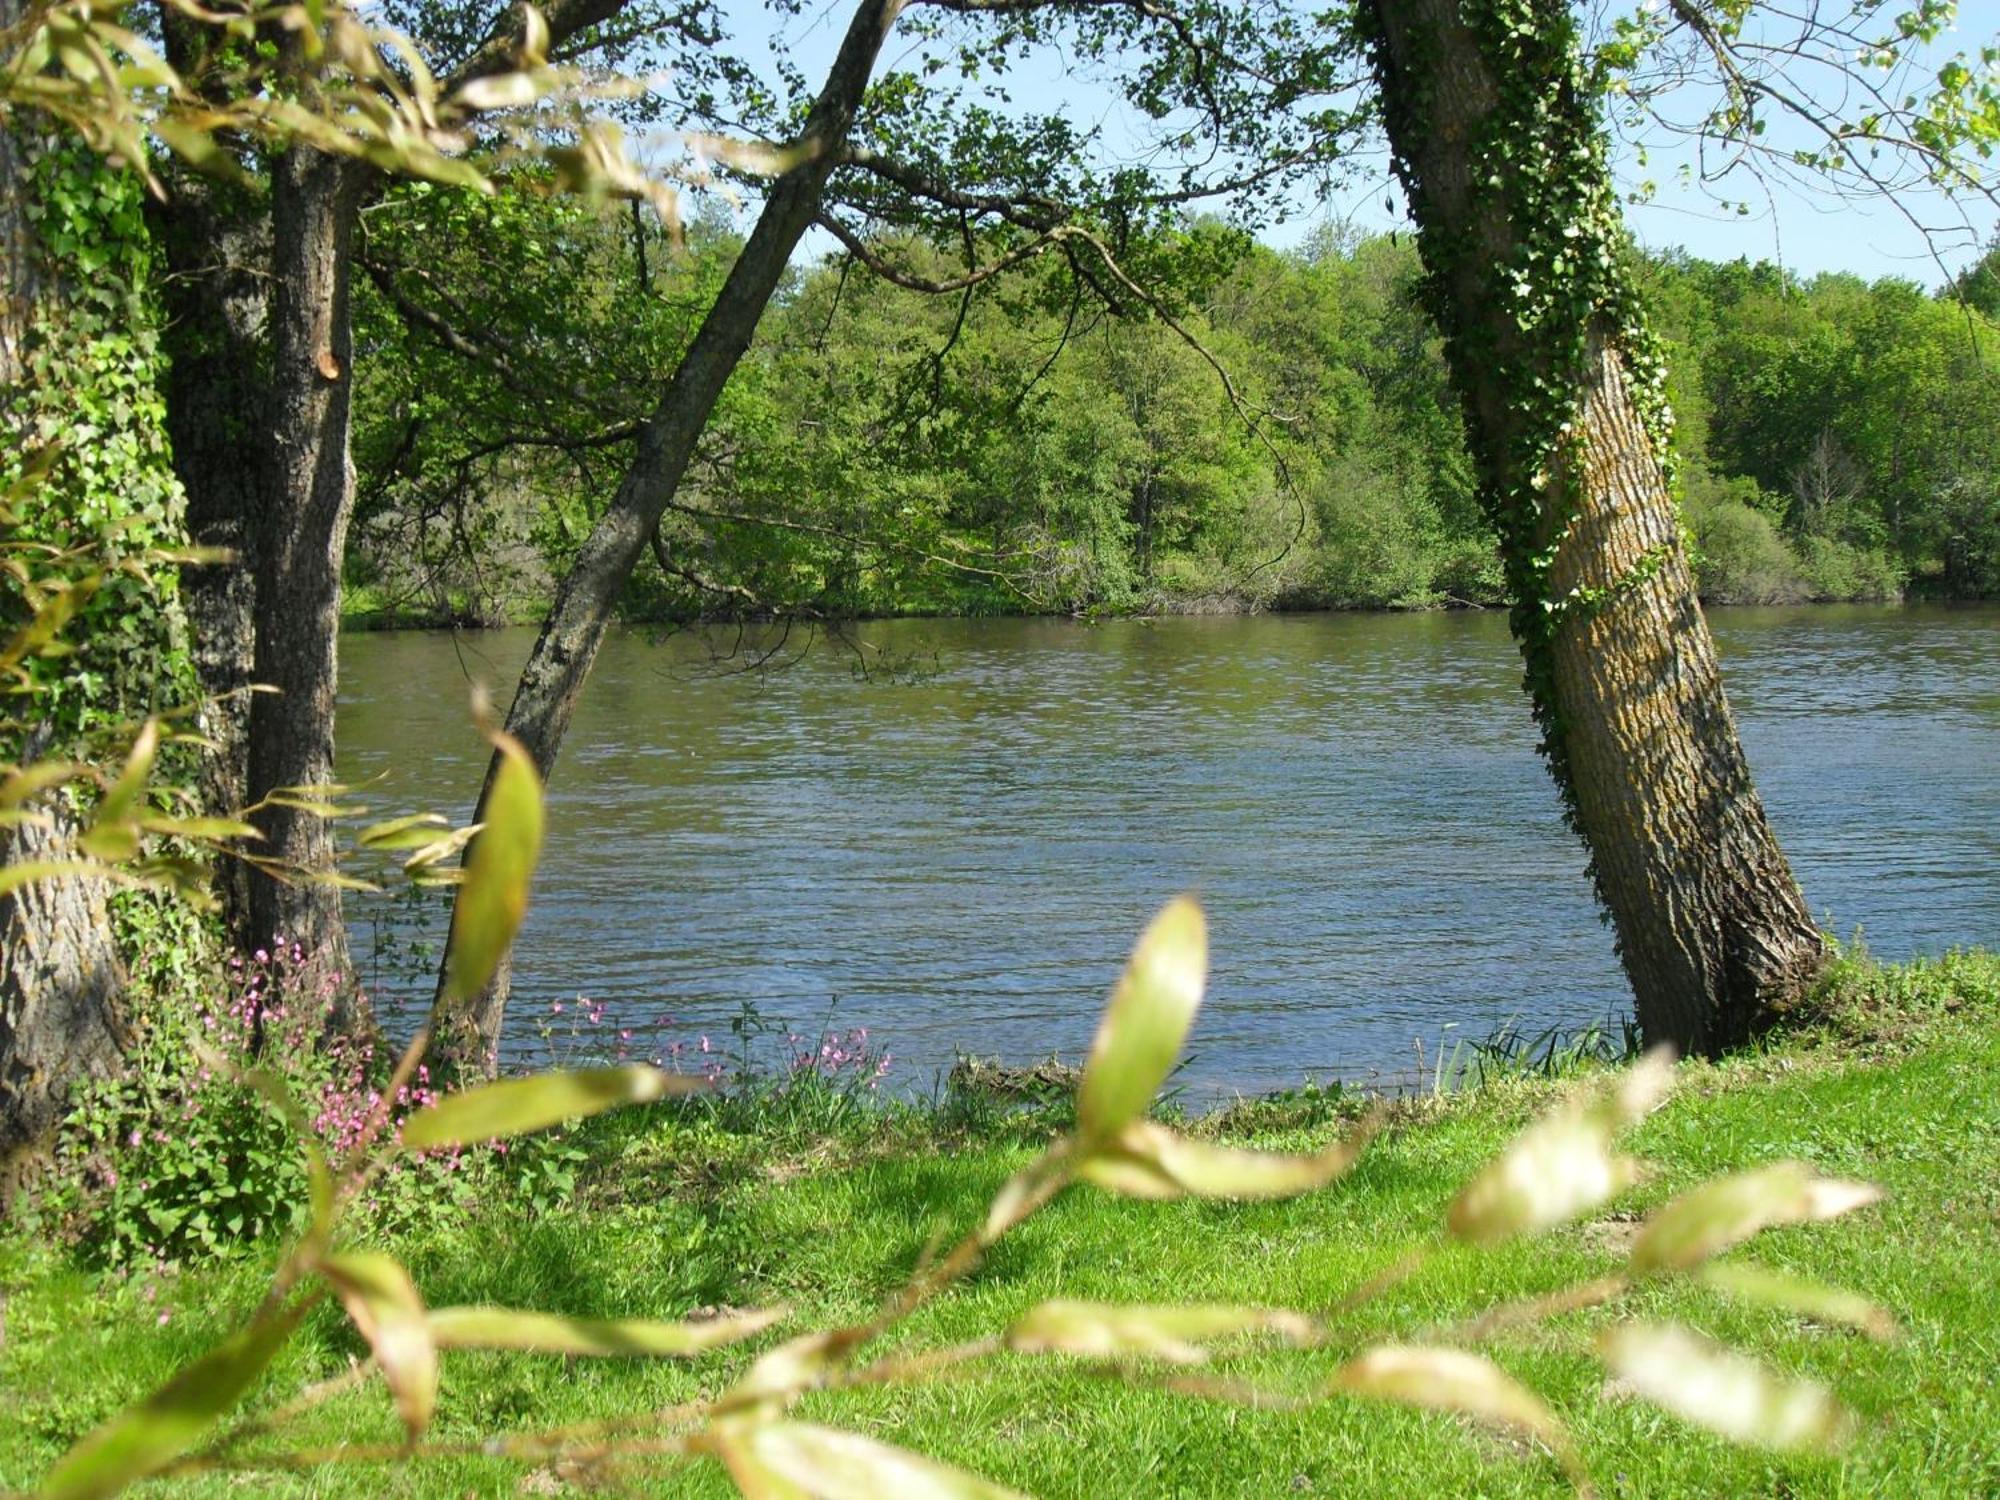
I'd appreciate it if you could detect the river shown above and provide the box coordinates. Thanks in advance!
[335,605,2000,1097]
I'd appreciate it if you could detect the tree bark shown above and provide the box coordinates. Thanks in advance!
[429,0,909,1076]
[150,179,267,946]
[243,144,368,1030]
[146,0,642,997]
[1364,0,1824,1055]
[0,37,130,1194]
[0,797,131,1202]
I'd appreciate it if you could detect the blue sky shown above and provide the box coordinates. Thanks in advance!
[703,0,2000,286]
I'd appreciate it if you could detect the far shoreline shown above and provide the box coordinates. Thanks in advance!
[337,588,1989,634]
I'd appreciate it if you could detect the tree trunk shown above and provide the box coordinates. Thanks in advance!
[0,47,129,1194]
[429,0,909,1076]
[150,179,267,947]
[0,799,131,1202]
[244,145,368,1030]
[1364,0,1824,1054]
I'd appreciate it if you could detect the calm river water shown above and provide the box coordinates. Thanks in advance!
[335,606,2000,1096]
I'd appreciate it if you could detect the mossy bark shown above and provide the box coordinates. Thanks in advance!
[150,174,267,948]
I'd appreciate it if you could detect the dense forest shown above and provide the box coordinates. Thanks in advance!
[347,207,2000,627]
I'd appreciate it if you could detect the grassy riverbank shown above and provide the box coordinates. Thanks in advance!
[4,950,1997,1497]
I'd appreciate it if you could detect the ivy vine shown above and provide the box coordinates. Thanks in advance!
[1360,0,1684,830]
[3,134,197,754]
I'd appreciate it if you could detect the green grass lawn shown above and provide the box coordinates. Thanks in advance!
[5,953,1998,1497]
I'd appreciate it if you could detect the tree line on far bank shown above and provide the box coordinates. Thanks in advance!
[346,213,2000,630]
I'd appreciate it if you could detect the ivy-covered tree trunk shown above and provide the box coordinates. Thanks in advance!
[1362,0,1824,1054]
[429,0,909,1076]
[1,59,131,1188]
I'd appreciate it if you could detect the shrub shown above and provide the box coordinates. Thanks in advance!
[1684,473,1807,604]
[38,934,478,1265]
[1796,534,1906,600]
[1304,462,1455,607]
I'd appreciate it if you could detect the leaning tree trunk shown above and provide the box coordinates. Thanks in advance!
[1363,0,1824,1054]
[428,0,910,1076]
[0,45,129,1195]
[242,144,369,1032]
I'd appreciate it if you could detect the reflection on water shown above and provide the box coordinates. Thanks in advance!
[335,605,2000,1095]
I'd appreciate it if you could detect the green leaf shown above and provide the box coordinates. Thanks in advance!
[149,117,253,187]
[724,1328,868,1412]
[1076,896,1207,1145]
[742,1422,1028,1500]
[1629,1163,1882,1274]
[1006,1300,1313,1364]
[441,731,543,1004]
[318,1253,436,1439]
[711,1422,812,1500]
[136,817,261,842]
[0,573,99,672]
[355,812,452,850]
[1078,1116,1374,1202]
[93,718,158,829]
[398,1066,701,1150]
[1449,1105,1640,1243]
[0,860,100,899]
[0,760,82,808]
[427,1304,784,1357]
[402,823,479,871]
[1698,1262,1898,1340]
[1600,1322,1852,1451]
[35,1300,306,1499]
[1332,1346,1580,1477]
[1449,1051,1672,1242]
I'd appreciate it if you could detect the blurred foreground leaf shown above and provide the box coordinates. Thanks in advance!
[1079,1116,1374,1201]
[399,1065,702,1149]
[37,1300,306,1500]
[1076,896,1207,1145]
[739,1422,1028,1499]
[1448,1049,1673,1243]
[320,1253,436,1438]
[1630,1163,1882,1274]
[428,1305,785,1357]
[1006,1300,1313,1364]
[1333,1346,1581,1479]
[1601,1322,1852,1451]
[440,730,543,1004]
[1699,1262,1898,1340]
